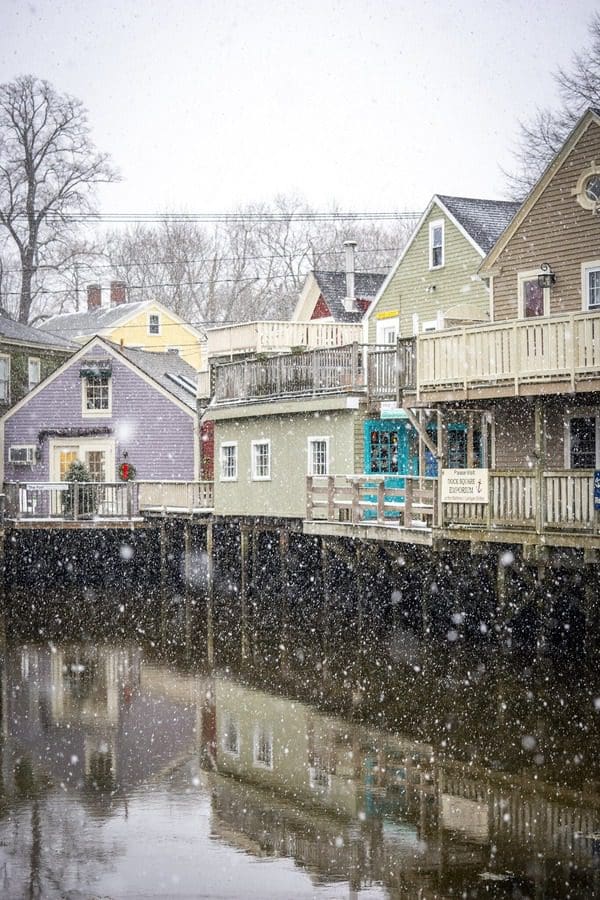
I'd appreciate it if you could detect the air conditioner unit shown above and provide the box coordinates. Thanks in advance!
[9,446,35,466]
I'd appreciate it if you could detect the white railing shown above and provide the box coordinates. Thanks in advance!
[137,480,214,511]
[442,469,598,533]
[197,369,212,399]
[4,482,138,520]
[306,470,598,537]
[306,474,437,528]
[416,311,600,395]
[206,321,363,358]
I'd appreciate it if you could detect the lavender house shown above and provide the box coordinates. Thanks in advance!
[1,337,199,484]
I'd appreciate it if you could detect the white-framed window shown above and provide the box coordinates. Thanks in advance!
[251,440,271,480]
[582,261,600,310]
[148,313,161,335]
[8,445,36,466]
[308,436,330,476]
[0,355,10,403]
[28,357,41,391]
[375,315,399,344]
[253,725,273,769]
[82,374,112,417]
[220,442,238,481]
[429,219,444,269]
[518,270,548,319]
[565,412,599,469]
[222,713,240,756]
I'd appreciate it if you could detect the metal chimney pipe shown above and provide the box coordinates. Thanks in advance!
[344,240,357,301]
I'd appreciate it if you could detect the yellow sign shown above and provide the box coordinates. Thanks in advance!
[375,309,400,320]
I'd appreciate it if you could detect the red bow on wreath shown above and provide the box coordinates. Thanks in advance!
[119,461,136,481]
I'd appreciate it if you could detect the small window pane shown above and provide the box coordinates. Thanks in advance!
[28,358,41,390]
[431,225,443,267]
[570,417,596,469]
[149,314,160,334]
[309,439,328,476]
[0,357,9,402]
[523,280,544,317]
[85,375,110,410]
[221,445,237,480]
[588,269,600,309]
[252,442,270,479]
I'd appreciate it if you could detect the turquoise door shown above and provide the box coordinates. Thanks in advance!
[364,420,417,518]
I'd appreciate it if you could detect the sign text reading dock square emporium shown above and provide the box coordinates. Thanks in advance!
[441,469,489,504]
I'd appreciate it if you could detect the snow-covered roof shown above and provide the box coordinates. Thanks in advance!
[313,271,386,321]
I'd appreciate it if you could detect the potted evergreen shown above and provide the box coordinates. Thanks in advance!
[63,460,98,518]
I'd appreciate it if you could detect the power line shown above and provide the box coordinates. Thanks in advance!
[0,245,407,275]
[6,210,421,225]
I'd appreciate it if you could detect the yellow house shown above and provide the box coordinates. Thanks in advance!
[39,284,206,371]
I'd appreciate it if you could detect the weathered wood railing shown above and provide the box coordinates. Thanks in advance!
[137,480,214,511]
[365,339,416,399]
[4,482,139,521]
[416,311,600,396]
[442,470,598,533]
[306,474,437,528]
[213,344,367,403]
[307,470,599,537]
[206,320,363,359]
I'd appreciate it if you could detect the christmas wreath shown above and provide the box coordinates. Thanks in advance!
[118,461,137,481]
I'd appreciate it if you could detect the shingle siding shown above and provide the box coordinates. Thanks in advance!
[4,350,196,482]
[491,119,600,321]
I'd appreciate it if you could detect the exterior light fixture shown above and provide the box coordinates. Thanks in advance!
[537,263,556,289]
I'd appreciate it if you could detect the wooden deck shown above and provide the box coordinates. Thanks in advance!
[305,470,600,552]
[2,480,215,529]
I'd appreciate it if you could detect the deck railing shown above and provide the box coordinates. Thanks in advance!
[213,343,367,403]
[206,321,363,359]
[137,480,214,511]
[306,474,437,528]
[4,482,139,521]
[306,470,599,538]
[4,480,215,521]
[415,310,600,395]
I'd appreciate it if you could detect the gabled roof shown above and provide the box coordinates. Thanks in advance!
[364,192,521,328]
[0,313,76,351]
[312,271,387,322]
[481,107,600,273]
[436,195,521,254]
[38,299,205,342]
[2,336,198,423]
[114,344,197,410]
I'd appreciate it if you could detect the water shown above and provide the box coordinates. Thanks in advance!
[0,583,599,899]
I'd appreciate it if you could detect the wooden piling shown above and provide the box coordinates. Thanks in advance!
[240,525,250,660]
[206,521,214,667]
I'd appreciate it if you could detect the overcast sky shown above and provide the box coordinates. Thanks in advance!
[1,0,597,217]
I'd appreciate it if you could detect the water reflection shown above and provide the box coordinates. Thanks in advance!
[0,604,599,898]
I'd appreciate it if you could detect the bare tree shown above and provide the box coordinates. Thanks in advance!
[506,14,600,198]
[103,196,415,326]
[0,75,118,323]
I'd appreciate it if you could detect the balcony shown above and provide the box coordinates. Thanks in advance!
[206,320,363,361]
[403,310,600,402]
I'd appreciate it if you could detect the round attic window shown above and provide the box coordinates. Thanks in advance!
[585,174,600,202]
[573,163,600,211]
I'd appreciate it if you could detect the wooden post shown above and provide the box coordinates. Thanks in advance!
[534,402,546,535]
[73,482,79,521]
[280,529,290,658]
[184,522,192,653]
[240,526,249,660]
[404,477,413,527]
[467,412,474,468]
[437,410,445,528]
[377,479,385,523]
[584,578,599,661]
[206,521,214,667]
[160,520,167,645]
[351,341,359,389]
[327,475,335,520]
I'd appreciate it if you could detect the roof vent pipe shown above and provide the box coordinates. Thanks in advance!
[343,240,357,312]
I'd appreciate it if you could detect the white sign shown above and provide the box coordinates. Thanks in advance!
[379,401,408,420]
[441,468,489,504]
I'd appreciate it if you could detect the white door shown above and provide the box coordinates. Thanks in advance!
[50,440,115,482]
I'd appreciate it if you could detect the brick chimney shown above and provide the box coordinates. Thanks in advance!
[110,281,127,306]
[87,284,102,312]
[342,240,357,312]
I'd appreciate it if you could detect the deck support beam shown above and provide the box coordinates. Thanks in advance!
[240,526,250,660]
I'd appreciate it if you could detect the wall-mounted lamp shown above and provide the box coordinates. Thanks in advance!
[537,263,556,289]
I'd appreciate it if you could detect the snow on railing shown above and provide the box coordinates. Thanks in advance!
[4,481,139,520]
[206,321,363,358]
[137,480,214,511]
[306,474,436,528]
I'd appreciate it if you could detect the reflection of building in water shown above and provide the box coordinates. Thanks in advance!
[201,674,600,895]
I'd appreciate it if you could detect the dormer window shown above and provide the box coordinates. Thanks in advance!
[429,220,444,269]
[148,313,160,335]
